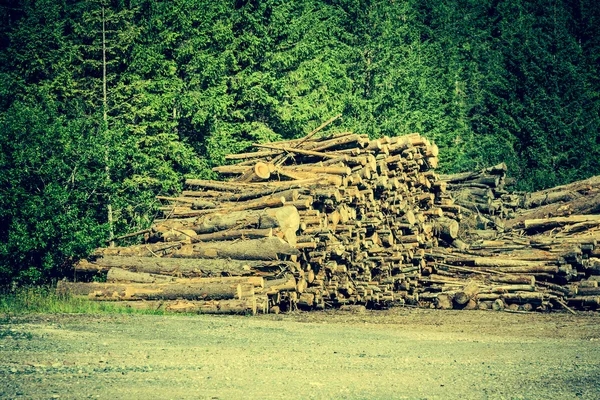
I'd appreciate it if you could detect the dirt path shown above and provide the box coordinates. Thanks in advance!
[1,309,599,399]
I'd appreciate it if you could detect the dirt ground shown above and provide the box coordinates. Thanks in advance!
[1,308,599,400]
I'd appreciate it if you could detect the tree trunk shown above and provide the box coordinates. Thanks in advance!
[523,215,600,232]
[192,228,273,242]
[187,205,299,245]
[173,237,299,260]
[77,256,295,277]
[58,281,250,300]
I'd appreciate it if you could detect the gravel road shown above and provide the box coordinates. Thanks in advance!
[1,308,599,399]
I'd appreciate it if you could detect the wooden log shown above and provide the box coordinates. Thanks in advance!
[225,150,281,160]
[164,298,257,314]
[523,190,580,209]
[176,237,300,261]
[492,298,505,311]
[215,187,305,203]
[181,190,226,198]
[493,265,558,274]
[262,276,297,295]
[211,165,248,175]
[58,281,246,301]
[107,268,173,283]
[282,165,352,176]
[185,179,257,192]
[192,228,273,242]
[500,292,545,303]
[565,296,600,308]
[491,284,535,293]
[436,292,455,309]
[77,256,295,277]
[189,205,299,245]
[92,242,183,257]
[526,175,600,202]
[171,195,286,217]
[575,287,600,296]
[524,215,600,231]
[253,143,341,159]
[107,269,265,288]
[304,134,364,152]
[489,275,535,285]
[507,192,600,229]
[434,217,459,240]
[453,282,479,305]
[184,276,264,288]
[449,256,553,269]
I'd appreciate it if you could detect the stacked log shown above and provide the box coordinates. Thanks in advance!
[440,163,510,214]
[64,114,600,314]
[439,163,524,237]
[420,173,600,312]
[68,122,459,313]
[157,130,449,311]
[506,176,600,230]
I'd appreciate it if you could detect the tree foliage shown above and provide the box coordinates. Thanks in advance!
[1,0,599,284]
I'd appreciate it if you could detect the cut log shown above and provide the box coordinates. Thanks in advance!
[253,143,341,160]
[507,192,600,229]
[225,150,281,160]
[170,195,286,217]
[58,281,247,301]
[434,217,459,240]
[454,282,479,305]
[192,228,273,242]
[489,275,535,285]
[107,268,174,283]
[448,256,551,268]
[175,237,300,260]
[524,215,600,232]
[185,179,257,192]
[188,205,299,243]
[93,242,183,257]
[77,256,295,277]
[164,298,257,315]
[436,292,455,309]
[262,276,297,294]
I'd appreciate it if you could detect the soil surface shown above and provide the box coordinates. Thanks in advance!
[1,308,599,399]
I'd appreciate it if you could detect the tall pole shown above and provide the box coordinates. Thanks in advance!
[102,6,114,246]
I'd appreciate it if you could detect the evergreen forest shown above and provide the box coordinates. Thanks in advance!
[1,0,599,284]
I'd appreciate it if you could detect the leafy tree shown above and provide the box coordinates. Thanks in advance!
[1,0,600,283]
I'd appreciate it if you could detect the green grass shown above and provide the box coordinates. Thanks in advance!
[0,286,169,316]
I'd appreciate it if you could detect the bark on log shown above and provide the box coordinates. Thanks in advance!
[524,215,600,232]
[164,298,257,314]
[507,192,600,229]
[170,196,286,217]
[454,282,479,305]
[174,237,300,260]
[192,228,273,242]
[107,269,265,288]
[77,256,294,277]
[489,275,535,285]
[107,268,174,283]
[434,217,459,240]
[188,205,299,245]
[58,281,248,301]
[93,242,183,257]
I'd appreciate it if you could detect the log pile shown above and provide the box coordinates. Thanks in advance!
[439,163,525,233]
[69,119,462,313]
[64,115,600,314]
[422,175,600,312]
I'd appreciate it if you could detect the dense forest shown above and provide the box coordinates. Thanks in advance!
[1,0,599,284]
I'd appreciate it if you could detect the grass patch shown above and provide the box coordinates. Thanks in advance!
[0,286,169,316]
